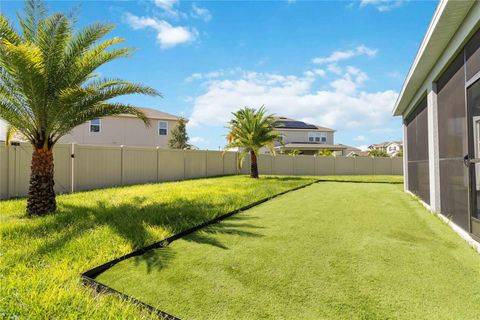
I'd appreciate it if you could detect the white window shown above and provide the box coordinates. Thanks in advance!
[308,132,327,143]
[90,118,101,133]
[159,121,168,136]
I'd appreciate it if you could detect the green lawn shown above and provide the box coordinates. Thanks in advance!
[0,175,319,319]
[97,180,480,320]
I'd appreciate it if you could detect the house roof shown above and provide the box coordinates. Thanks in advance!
[119,107,180,121]
[393,0,476,116]
[337,144,361,152]
[278,142,347,150]
[272,117,334,132]
[369,141,402,148]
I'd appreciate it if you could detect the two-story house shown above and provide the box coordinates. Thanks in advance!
[0,107,181,148]
[368,141,403,157]
[263,117,348,155]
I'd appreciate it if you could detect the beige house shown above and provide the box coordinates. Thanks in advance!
[57,107,181,148]
[368,141,403,157]
[262,117,349,155]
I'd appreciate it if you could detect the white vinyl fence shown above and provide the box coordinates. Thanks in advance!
[0,143,402,199]
[239,154,403,177]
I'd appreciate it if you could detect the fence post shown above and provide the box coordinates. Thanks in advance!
[183,150,186,180]
[333,156,336,176]
[156,147,160,182]
[7,145,16,198]
[120,145,125,186]
[205,150,208,178]
[70,143,75,193]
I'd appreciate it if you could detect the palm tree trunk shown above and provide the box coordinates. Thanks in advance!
[250,150,259,179]
[27,146,56,216]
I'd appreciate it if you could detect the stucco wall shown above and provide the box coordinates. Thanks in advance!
[276,129,334,144]
[58,116,179,148]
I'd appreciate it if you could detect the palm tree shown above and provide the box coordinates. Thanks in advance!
[0,0,160,216]
[226,106,282,178]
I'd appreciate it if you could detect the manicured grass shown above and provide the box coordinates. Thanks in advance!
[0,175,318,319]
[97,181,480,320]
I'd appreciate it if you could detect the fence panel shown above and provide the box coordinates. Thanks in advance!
[374,157,393,175]
[0,146,8,199]
[9,144,32,197]
[240,155,251,175]
[315,156,335,175]
[335,157,355,175]
[123,147,158,185]
[355,157,374,175]
[158,149,185,182]
[272,155,294,175]
[223,152,237,175]
[258,154,272,175]
[206,151,224,177]
[185,150,207,179]
[391,157,403,175]
[53,144,73,194]
[294,156,316,175]
[74,145,122,191]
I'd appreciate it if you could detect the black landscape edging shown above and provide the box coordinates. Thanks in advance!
[81,178,402,318]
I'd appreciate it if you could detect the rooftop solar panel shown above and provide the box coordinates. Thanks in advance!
[272,120,318,129]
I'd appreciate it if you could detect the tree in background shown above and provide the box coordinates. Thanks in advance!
[368,149,389,157]
[226,106,282,178]
[0,0,159,215]
[395,150,403,157]
[317,150,335,156]
[168,117,190,149]
[287,149,302,156]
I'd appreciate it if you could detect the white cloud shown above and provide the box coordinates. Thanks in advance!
[125,13,197,49]
[357,145,370,151]
[153,0,183,18]
[354,135,366,141]
[189,68,398,131]
[312,45,377,64]
[191,3,212,22]
[185,68,244,82]
[360,0,406,12]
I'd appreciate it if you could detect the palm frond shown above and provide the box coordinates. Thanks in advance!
[0,0,159,149]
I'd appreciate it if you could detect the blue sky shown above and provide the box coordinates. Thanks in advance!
[2,0,438,150]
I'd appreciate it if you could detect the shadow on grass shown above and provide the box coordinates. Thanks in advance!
[129,215,264,273]
[11,193,266,271]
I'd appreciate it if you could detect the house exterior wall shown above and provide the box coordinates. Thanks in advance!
[276,129,334,144]
[0,119,7,141]
[399,0,480,243]
[58,116,179,148]
[386,143,402,155]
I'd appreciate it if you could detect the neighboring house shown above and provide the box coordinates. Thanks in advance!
[393,0,480,244]
[342,145,369,157]
[0,119,7,142]
[368,141,403,157]
[262,117,350,155]
[57,107,180,147]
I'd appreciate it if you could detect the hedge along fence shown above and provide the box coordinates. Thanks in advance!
[0,143,403,200]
